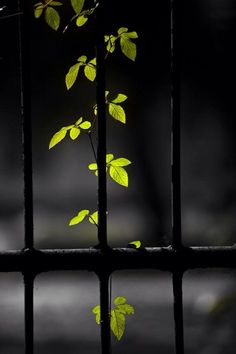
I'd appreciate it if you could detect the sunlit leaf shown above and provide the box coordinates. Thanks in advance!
[65,63,81,90]
[106,154,114,163]
[105,35,116,53]
[88,163,98,170]
[108,103,126,123]
[77,55,87,63]
[128,240,141,249]
[34,5,43,18]
[79,121,91,129]
[45,6,60,31]
[75,117,83,126]
[116,303,135,315]
[111,309,125,341]
[49,127,67,149]
[92,305,101,324]
[111,94,127,104]
[70,126,80,140]
[122,31,138,39]
[71,0,84,14]
[110,158,131,167]
[76,14,88,27]
[50,1,63,6]
[118,27,128,35]
[89,211,98,225]
[120,36,137,61]
[84,58,96,81]
[69,209,89,226]
[109,166,128,187]
[114,297,126,305]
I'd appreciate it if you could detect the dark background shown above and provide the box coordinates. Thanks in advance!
[1,0,236,353]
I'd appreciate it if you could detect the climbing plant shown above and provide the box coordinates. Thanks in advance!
[34,0,140,341]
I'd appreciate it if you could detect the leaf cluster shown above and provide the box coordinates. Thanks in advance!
[105,27,138,61]
[69,209,98,226]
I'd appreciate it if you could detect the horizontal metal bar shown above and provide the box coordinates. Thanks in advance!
[1,246,236,274]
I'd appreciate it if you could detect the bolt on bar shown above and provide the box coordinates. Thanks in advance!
[95,0,111,353]
[171,0,184,353]
[18,0,34,353]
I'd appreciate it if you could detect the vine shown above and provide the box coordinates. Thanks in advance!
[34,0,141,341]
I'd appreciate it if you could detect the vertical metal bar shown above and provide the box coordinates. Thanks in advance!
[99,273,111,354]
[24,273,34,354]
[95,0,108,250]
[173,272,184,354]
[18,0,34,249]
[171,0,182,249]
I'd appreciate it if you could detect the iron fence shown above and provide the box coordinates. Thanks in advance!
[0,1,236,354]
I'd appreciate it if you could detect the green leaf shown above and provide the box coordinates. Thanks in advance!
[34,5,43,18]
[79,121,91,129]
[128,240,141,249]
[45,6,60,31]
[84,58,96,81]
[77,55,87,63]
[89,211,98,225]
[76,14,88,27]
[105,35,116,53]
[75,117,83,125]
[114,297,126,305]
[88,163,98,171]
[110,158,131,167]
[49,127,67,149]
[118,27,128,35]
[111,94,128,104]
[116,304,135,315]
[92,305,101,324]
[109,166,128,187]
[108,103,126,123]
[71,0,84,14]
[106,154,114,164]
[69,209,89,226]
[65,63,81,90]
[110,309,125,341]
[70,126,80,140]
[120,36,137,61]
[50,1,63,6]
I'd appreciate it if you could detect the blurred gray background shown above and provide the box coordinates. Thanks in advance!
[1,0,236,352]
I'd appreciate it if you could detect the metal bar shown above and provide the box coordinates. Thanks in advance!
[171,0,182,249]
[173,272,184,354]
[95,0,108,250]
[1,246,236,273]
[18,0,34,249]
[24,273,34,354]
[99,273,111,354]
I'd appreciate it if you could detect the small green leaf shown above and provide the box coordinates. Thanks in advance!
[88,163,98,170]
[128,240,141,249]
[106,154,114,163]
[92,305,101,324]
[71,0,84,14]
[111,94,128,104]
[108,103,126,123]
[105,35,116,53]
[89,211,98,225]
[76,14,88,27]
[114,297,126,305]
[50,1,63,6]
[84,58,96,81]
[110,158,131,167]
[116,304,135,315]
[34,5,43,18]
[120,36,137,61]
[45,6,60,31]
[49,127,67,149]
[70,126,80,140]
[69,209,89,226]
[77,55,87,63]
[109,166,128,187]
[75,117,83,126]
[79,121,91,129]
[65,63,81,90]
[111,309,125,341]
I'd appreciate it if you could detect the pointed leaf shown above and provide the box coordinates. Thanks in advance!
[50,1,63,5]
[110,309,125,341]
[76,14,88,27]
[116,304,135,315]
[110,158,131,167]
[45,7,60,31]
[118,27,128,35]
[105,35,116,53]
[71,0,84,14]
[129,240,141,249]
[120,36,137,61]
[77,55,87,63]
[34,6,43,18]
[109,166,128,187]
[79,121,91,129]
[111,94,128,104]
[108,103,126,123]
[88,163,98,170]
[70,126,80,140]
[123,31,138,39]
[49,127,68,149]
[84,61,96,81]
[65,63,81,90]
[114,297,126,305]
[89,211,98,225]
[69,209,89,226]
[75,117,83,126]
[92,305,101,324]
